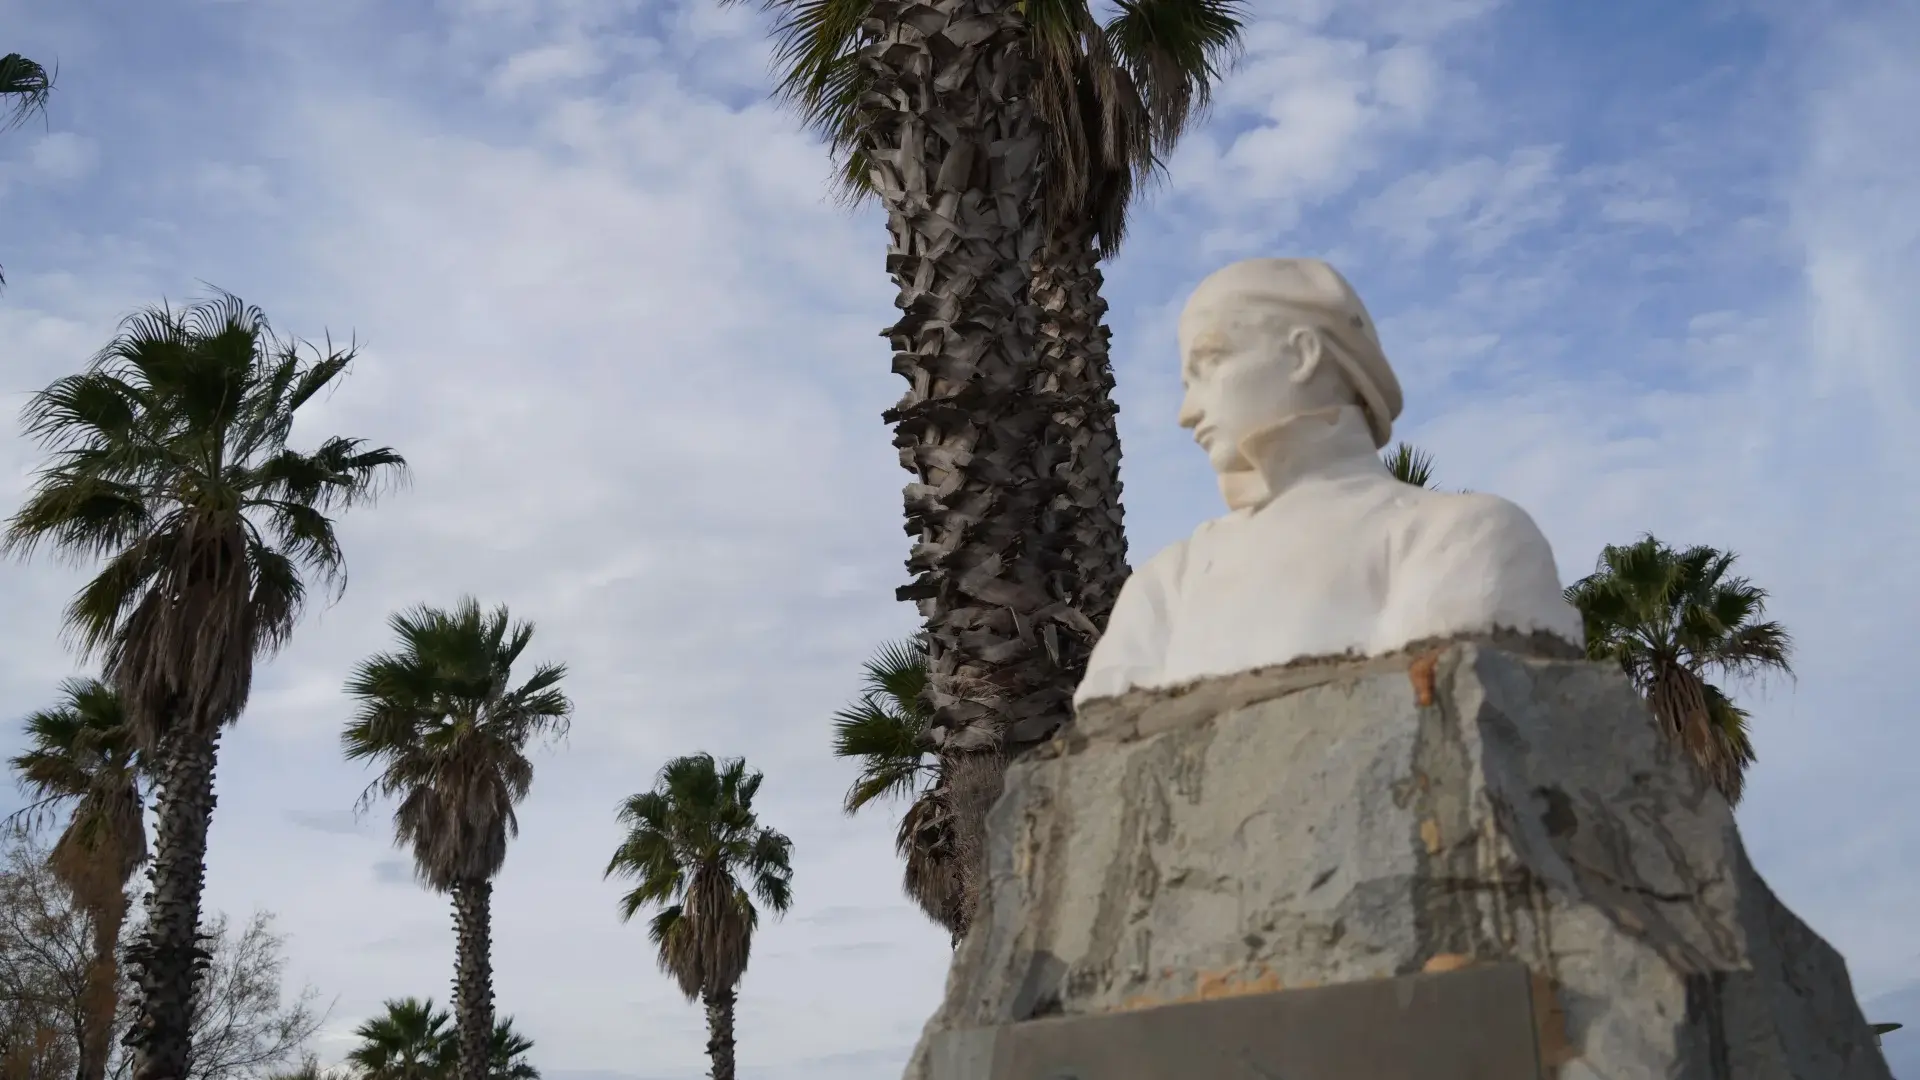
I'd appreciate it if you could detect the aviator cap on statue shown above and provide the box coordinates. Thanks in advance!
[1189,258,1404,448]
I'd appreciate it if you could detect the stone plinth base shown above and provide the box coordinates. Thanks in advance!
[904,644,1890,1079]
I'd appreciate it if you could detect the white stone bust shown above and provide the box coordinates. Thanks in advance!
[1075,258,1584,706]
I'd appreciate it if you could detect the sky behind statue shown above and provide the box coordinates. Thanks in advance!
[1,0,1917,1078]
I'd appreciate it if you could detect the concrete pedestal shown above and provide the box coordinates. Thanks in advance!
[905,643,1891,1079]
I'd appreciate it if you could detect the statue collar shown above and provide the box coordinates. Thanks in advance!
[1230,405,1385,510]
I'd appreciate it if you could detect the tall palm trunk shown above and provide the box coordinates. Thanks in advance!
[126,728,222,1080]
[861,0,1054,938]
[920,228,1132,938]
[1029,226,1129,658]
[700,988,736,1080]
[77,886,131,1080]
[449,880,494,1080]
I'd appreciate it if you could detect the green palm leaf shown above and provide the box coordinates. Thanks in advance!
[1565,535,1792,804]
[1382,443,1436,489]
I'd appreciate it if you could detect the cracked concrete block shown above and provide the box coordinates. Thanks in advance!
[903,642,1891,1079]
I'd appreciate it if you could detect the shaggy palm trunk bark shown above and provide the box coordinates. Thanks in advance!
[701,988,736,1080]
[1027,225,1129,704]
[77,886,130,1080]
[449,880,495,1080]
[1650,662,1741,803]
[859,0,1054,940]
[914,231,1132,940]
[125,729,221,1080]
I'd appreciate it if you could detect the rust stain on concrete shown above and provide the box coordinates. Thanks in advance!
[1421,953,1474,974]
[1408,651,1440,706]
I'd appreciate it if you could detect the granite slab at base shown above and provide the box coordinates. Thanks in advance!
[928,961,1549,1080]
[903,644,1891,1079]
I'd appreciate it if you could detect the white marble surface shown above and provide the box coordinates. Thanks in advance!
[1076,259,1583,706]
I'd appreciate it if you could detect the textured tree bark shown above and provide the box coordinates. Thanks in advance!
[701,987,736,1080]
[450,880,495,1080]
[920,229,1133,936]
[859,0,1060,936]
[125,728,221,1080]
[1026,224,1130,719]
[77,885,130,1080]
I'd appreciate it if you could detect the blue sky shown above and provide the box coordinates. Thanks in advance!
[2,0,1917,1077]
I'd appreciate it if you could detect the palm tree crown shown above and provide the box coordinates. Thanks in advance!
[758,0,1244,244]
[7,677,148,901]
[5,293,407,750]
[347,998,457,1080]
[831,639,960,938]
[605,754,794,1001]
[342,598,571,890]
[1565,535,1793,804]
[345,999,537,1080]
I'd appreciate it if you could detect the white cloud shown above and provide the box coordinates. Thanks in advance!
[5,1,1920,1077]
[1355,145,1564,257]
[490,40,606,95]
[27,132,99,181]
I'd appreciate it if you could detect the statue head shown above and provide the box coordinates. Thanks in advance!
[1176,259,1403,502]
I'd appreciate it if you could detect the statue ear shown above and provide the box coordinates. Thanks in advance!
[1286,325,1324,385]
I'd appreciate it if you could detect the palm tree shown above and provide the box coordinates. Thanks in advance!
[754,0,1245,935]
[4,293,407,1080]
[345,998,456,1080]
[1,50,55,291]
[1564,536,1793,804]
[6,678,148,1080]
[605,754,793,1080]
[829,639,960,941]
[1383,443,1435,488]
[479,1017,538,1080]
[342,600,571,1080]
[345,1000,537,1080]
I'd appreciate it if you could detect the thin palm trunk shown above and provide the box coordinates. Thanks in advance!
[127,728,222,1080]
[449,880,494,1080]
[700,988,735,1080]
[76,886,130,1080]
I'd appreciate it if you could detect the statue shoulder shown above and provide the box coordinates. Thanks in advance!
[1117,535,1193,599]
[1396,489,1555,559]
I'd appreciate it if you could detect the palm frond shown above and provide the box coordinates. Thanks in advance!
[0,53,54,132]
[1382,443,1435,488]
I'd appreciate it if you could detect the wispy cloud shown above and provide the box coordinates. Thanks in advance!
[2,0,1917,1077]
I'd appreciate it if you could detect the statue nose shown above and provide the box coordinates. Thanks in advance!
[1177,390,1201,429]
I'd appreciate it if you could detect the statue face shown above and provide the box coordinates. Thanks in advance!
[1176,296,1324,477]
